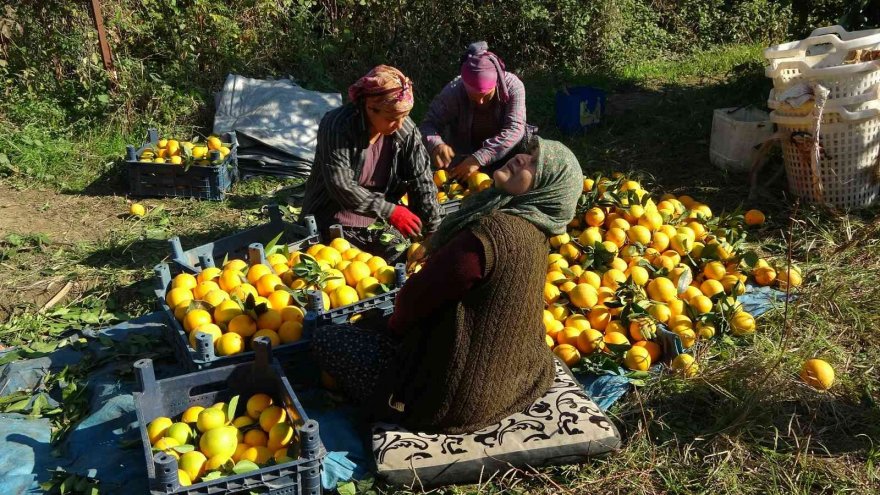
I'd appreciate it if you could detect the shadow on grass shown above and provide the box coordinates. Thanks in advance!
[524,59,792,215]
[77,226,245,271]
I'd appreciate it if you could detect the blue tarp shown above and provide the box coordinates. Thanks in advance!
[0,285,790,491]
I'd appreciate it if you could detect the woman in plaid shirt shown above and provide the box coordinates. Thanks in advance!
[301,65,441,257]
[420,42,532,182]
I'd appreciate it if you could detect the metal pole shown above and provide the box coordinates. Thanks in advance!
[87,0,117,83]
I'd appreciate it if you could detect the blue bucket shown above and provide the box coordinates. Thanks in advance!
[555,86,606,134]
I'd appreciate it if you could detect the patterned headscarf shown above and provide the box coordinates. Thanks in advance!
[348,65,414,114]
[459,41,510,103]
[429,138,583,251]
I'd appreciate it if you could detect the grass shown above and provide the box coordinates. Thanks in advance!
[2,42,880,493]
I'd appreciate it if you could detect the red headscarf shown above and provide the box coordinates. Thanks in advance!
[348,65,414,114]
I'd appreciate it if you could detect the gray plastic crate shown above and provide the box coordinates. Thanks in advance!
[157,218,408,369]
[169,205,319,273]
[133,339,323,495]
[439,198,462,216]
[126,128,239,201]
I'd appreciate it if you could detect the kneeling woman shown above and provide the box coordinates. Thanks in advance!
[312,137,583,433]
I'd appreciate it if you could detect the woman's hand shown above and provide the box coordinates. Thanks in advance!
[449,155,481,181]
[432,144,456,169]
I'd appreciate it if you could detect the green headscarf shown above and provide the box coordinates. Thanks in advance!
[429,138,583,251]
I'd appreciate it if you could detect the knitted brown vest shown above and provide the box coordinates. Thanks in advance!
[378,211,555,434]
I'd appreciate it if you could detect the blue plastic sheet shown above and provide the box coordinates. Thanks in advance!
[0,312,358,493]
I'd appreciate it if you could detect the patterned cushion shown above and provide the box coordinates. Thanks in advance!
[372,359,621,487]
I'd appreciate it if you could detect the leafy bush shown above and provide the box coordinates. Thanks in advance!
[0,0,852,131]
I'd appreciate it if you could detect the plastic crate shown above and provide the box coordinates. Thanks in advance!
[169,205,320,273]
[126,128,239,201]
[158,219,407,369]
[439,199,462,216]
[133,339,324,495]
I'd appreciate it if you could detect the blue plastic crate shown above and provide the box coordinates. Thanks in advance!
[133,340,323,495]
[555,86,606,134]
[126,128,239,200]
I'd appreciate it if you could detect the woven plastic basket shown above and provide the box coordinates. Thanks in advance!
[771,103,880,209]
[765,25,880,67]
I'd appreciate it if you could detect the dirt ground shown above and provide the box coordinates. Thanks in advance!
[0,184,128,244]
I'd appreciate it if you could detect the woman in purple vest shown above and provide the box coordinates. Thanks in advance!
[420,42,532,182]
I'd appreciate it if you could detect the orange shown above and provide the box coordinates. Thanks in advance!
[553,344,581,367]
[800,358,834,390]
[366,256,388,274]
[603,331,630,349]
[247,264,273,285]
[730,311,756,336]
[219,269,244,292]
[584,207,605,227]
[605,228,627,248]
[172,273,198,291]
[193,281,221,300]
[671,354,698,377]
[556,327,583,347]
[605,319,627,335]
[280,305,305,323]
[625,265,650,286]
[183,309,213,333]
[315,246,342,267]
[544,283,561,305]
[256,274,283,297]
[252,329,281,348]
[224,259,248,272]
[569,284,598,309]
[244,429,269,447]
[587,305,612,331]
[648,303,671,323]
[267,290,293,311]
[744,209,765,226]
[754,266,776,286]
[689,294,713,314]
[576,328,605,354]
[702,261,726,281]
[343,261,371,287]
[166,287,194,309]
[623,345,651,371]
[278,320,304,343]
[700,279,725,298]
[216,332,245,356]
[602,269,627,290]
[629,319,656,341]
[228,314,257,338]
[565,314,591,331]
[256,309,282,331]
[197,267,222,284]
[578,270,602,289]
[627,225,652,245]
[633,340,661,362]
[647,277,677,303]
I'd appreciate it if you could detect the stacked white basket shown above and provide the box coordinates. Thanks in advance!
[765,25,880,209]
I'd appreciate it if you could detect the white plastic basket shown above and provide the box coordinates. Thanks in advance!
[765,25,880,68]
[768,84,880,117]
[709,107,774,172]
[770,104,880,209]
[766,59,880,100]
